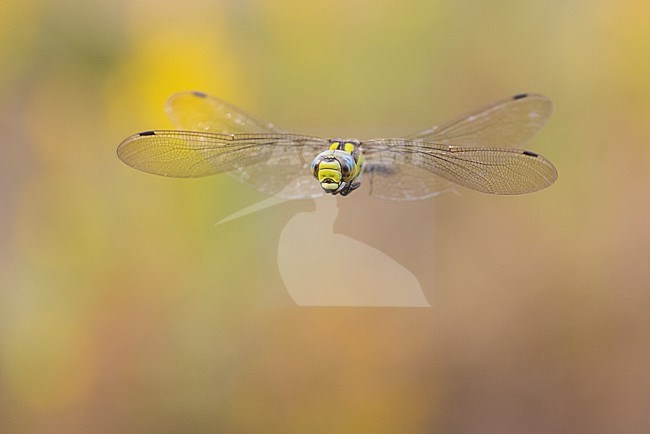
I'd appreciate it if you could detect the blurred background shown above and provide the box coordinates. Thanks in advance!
[1,0,649,431]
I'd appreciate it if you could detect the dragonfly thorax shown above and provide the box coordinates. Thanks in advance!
[310,140,364,196]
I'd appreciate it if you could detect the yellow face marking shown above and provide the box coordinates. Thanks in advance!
[344,142,355,154]
[321,181,340,191]
[318,168,342,183]
[318,160,340,171]
[317,159,342,189]
[329,141,340,151]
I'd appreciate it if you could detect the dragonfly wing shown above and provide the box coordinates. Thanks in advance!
[364,159,455,201]
[234,144,327,199]
[407,94,553,147]
[117,130,328,198]
[362,139,557,196]
[166,91,281,133]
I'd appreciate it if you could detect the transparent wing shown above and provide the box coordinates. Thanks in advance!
[407,94,553,147]
[361,139,557,199]
[363,160,455,201]
[166,91,281,134]
[117,131,328,199]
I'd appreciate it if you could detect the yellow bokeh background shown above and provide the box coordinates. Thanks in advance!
[1,0,649,431]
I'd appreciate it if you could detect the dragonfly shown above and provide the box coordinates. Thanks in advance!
[117,91,557,200]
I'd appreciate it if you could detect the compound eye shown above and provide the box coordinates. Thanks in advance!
[339,155,355,178]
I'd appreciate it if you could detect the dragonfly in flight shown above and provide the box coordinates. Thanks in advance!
[117,91,557,200]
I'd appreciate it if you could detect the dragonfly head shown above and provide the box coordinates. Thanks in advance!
[310,150,357,195]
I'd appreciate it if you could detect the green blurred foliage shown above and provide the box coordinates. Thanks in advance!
[1,0,649,431]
